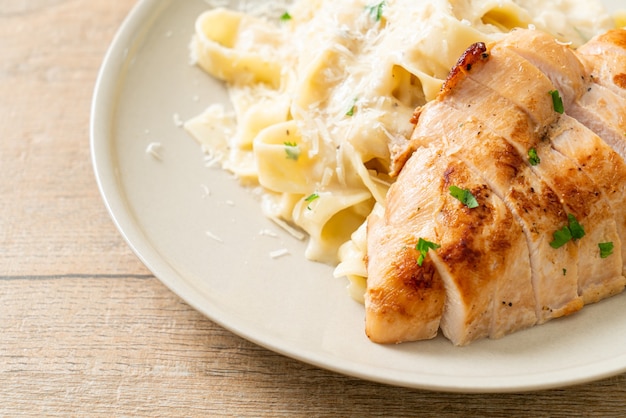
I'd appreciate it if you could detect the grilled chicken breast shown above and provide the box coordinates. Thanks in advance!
[366,28,626,345]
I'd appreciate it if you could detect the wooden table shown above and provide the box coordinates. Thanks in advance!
[2,0,626,415]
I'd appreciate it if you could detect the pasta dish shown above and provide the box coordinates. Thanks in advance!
[184,0,617,302]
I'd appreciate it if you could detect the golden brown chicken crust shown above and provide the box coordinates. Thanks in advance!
[440,42,490,97]
[595,29,626,49]
[365,224,446,344]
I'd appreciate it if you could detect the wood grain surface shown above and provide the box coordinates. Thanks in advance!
[2,0,626,416]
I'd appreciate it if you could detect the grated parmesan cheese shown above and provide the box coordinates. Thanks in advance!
[200,184,211,198]
[270,216,306,241]
[173,113,184,127]
[145,142,163,160]
[259,228,279,238]
[205,230,224,243]
[269,248,290,259]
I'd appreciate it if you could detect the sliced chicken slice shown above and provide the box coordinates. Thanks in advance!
[549,119,626,301]
[572,84,626,159]
[497,29,587,110]
[433,156,535,344]
[577,29,626,100]
[548,120,626,279]
[365,147,445,344]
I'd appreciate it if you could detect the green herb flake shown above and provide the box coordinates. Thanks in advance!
[549,89,564,114]
[528,147,540,166]
[449,185,479,208]
[563,268,567,276]
[366,1,385,22]
[567,213,585,240]
[346,98,358,116]
[415,238,440,266]
[550,225,572,249]
[284,141,300,161]
[304,193,319,210]
[599,242,614,259]
[280,12,292,21]
[549,214,585,249]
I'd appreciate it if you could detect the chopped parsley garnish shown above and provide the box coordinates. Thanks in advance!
[549,89,564,114]
[366,1,385,22]
[304,193,319,210]
[599,242,614,258]
[550,225,572,249]
[284,142,300,161]
[449,185,479,208]
[528,147,540,166]
[567,213,585,240]
[549,214,585,249]
[346,98,358,116]
[280,12,292,21]
[563,268,567,276]
[415,238,440,266]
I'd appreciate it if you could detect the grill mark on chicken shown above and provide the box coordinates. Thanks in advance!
[614,74,626,89]
[594,30,626,49]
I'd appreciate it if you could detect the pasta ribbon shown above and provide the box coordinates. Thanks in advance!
[254,121,321,194]
[294,188,373,264]
[192,8,283,87]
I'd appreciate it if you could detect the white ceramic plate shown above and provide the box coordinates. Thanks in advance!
[91,0,626,392]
